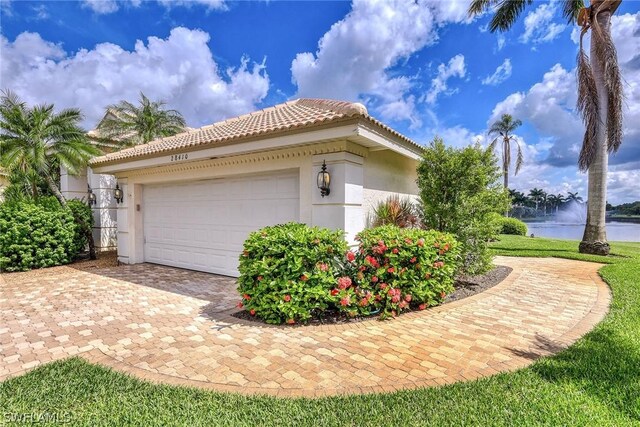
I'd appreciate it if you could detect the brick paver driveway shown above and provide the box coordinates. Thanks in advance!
[0,256,609,397]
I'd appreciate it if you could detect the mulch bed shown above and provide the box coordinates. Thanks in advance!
[70,251,119,271]
[445,265,512,303]
[232,264,513,326]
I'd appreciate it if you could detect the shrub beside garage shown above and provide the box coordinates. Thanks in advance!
[237,223,460,324]
[0,197,92,272]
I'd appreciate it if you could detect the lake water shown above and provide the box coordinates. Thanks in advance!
[524,221,640,242]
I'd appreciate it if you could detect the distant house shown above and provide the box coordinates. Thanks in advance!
[67,99,422,277]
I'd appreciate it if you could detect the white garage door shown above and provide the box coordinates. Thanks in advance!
[143,170,299,276]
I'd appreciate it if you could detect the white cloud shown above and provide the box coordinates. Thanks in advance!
[482,58,512,86]
[291,0,474,128]
[157,0,226,12]
[497,35,506,51]
[521,3,565,44]
[82,0,121,14]
[608,168,640,203]
[81,0,225,15]
[0,28,270,128]
[489,63,582,167]
[430,125,485,148]
[1,0,12,16]
[425,54,466,104]
[31,4,49,20]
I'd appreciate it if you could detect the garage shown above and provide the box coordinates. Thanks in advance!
[89,98,423,271]
[142,170,299,276]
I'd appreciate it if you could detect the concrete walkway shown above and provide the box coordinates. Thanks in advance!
[0,256,610,397]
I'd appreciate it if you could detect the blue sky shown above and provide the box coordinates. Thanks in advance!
[1,0,639,203]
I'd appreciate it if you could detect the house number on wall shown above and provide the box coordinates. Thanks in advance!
[170,154,189,162]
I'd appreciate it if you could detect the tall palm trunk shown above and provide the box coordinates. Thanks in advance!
[579,10,611,256]
[502,136,510,189]
[44,174,97,260]
[503,137,510,217]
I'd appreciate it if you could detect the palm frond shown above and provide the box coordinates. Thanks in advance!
[595,20,623,153]
[489,137,500,151]
[95,92,186,147]
[563,0,585,24]
[490,0,533,32]
[468,0,498,16]
[576,30,600,171]
[514,139,524,175]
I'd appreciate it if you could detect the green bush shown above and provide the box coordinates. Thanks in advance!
[237,223,461,324]
[0,199,78,272]
[237,223,348,324]
[343,225,460,319]
[67,199,94,255]
[417,138,510,275]
[496,216,528,236]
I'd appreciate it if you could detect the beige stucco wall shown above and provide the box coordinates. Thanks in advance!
[362,149,420,223]
[95,138,421,267]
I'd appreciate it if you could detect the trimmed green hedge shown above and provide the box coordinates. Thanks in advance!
[237,223,461,324]
[237,223,348,324]
[497,216,528,236]
[0,199,80,272]
[349,225,460,319]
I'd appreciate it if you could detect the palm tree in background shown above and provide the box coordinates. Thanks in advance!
[548,193,567,213]
[488,114,524,189]
[469,0,624,256]
[529,188,545,212]
[0,91,101,258]
[508,188,528,207]
[95,92,186,147]
[566,191,584,204]
[540,190,549,216]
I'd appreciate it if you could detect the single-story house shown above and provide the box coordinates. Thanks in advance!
[69,98,422,277]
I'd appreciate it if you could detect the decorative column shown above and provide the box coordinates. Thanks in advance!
[311,152,364,245]
[115,180,144,265]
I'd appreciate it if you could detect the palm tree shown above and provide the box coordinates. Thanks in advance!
[529,188,545,212]
[0,91,101,258]
[469,1,624,256]
[540,190,549,216]
[566,191,584,204]
[488,114,524,189]
[508,188,528,206]
[95,92,186,147]
[548,193,567,213]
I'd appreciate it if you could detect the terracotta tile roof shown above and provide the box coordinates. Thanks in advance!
[90,98,419,165]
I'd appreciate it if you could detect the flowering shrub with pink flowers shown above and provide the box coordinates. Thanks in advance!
[333,225,461,319]
[237,223,460,324]
[237,223,348,324]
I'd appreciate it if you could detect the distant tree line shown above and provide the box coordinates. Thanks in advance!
[607,201,640,216]
[508,188,584,219]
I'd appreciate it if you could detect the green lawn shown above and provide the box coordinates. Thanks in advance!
[2,236,639,426]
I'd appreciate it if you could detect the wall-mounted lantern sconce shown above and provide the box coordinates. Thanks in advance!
[87,184,96,206]
[317,160,331,197]
[114,183,124,204]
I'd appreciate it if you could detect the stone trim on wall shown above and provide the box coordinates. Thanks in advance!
[115,140,368,179]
